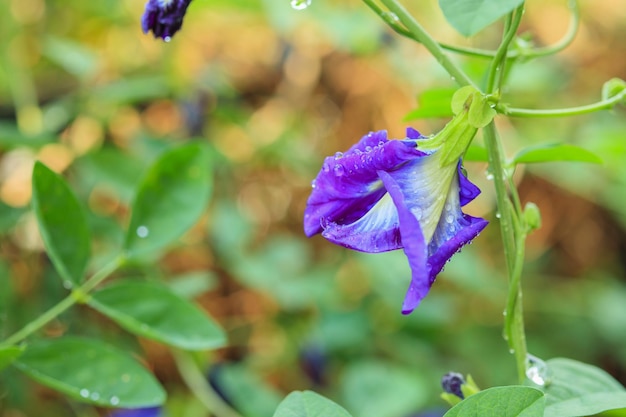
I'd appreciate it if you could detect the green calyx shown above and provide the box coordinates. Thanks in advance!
[418,86,496,167]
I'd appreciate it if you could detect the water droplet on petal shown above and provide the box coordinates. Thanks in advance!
[365,146,372,152]
[354,149,362,155]
[163,36,172,42]
[136,225,149,238]
[290,0,311,10]
[322,163,330,173]
[526,354,550,386]
[79,389,89,398]
[446,214,454,223]
[411,207,423,220]
[334,151,343,159]
[110,396,120,406]
[311,179,316,189]
[333,164,344,176]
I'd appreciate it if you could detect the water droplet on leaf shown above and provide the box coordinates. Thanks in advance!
[526,354,550,386]
[290,0,311,10]
[110,396,120,406]
[90,392,100,401]
[79,389,89,398]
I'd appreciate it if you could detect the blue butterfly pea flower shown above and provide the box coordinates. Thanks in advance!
[304,127,487,314]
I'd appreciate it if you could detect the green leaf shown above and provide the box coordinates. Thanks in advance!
[341,360,428,417]
[212,363,283,417]
[0,345,24,371]
[541,358,626,417]
[124,144,212,258]
[511,143,603,165]
[467,94,496,128]
[439,0,524,37]
[444,386,545,417]
[273,391,353,417]
[88,280,226,350]
[13,337,165,408]
[42,37,99,80]
[403,88,456,120]
[31,162,90,286]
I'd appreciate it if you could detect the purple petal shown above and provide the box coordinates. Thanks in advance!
[322,193,402,252]
[457,162,481,206]
[377,170,430,314]
[406,127,423,140]
[141,0,193,40]
[304,131,425,237]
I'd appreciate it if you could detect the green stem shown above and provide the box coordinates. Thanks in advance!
[521,0,579,59]
[486,5,525,93]
[0,255,125,347]
[498,88,626,117]
[378,0,478,89]
[483,123,528,383]
[172,349,244,417]
[362,0,498,59]
[364,0,578,61]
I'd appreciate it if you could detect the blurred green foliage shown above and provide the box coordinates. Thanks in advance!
[0,0,625,416]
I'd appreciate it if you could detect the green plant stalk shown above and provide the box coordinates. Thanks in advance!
[483,123,527,383]
[172,349,244,417]
[486,5,525,93]
[363,0,579,60]
[379,0,478,89]
[498,88,626,117]
[0,255,125,348]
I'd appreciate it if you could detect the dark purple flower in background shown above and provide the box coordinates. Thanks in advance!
[304,128,487,314]
[441,372,466,399]
[142,0,193,41]
[109,406,161,417]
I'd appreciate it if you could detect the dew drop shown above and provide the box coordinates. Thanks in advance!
[79,389,90,398]
[445,214,454,224]
[110,396,120,406]
[382,11,399,22]
[310,179,316,189]
[322,163,330,173]
[526,354,550,386]
[136,225,149,238]
[90,392,100,401]
[333,164,345,176]
[354,149,362,155]
[486,172,494,180]
[365,146,372,152]
[495,212,501,219]
[163,36,172,43]
[334,151,344,159]
[509,348,515,354]
[63,280,73,290]
[411,207,423,220]
[290,0,311,10]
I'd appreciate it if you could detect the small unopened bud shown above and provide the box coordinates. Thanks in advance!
[441,372,465,399]
[523,202,541,232]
